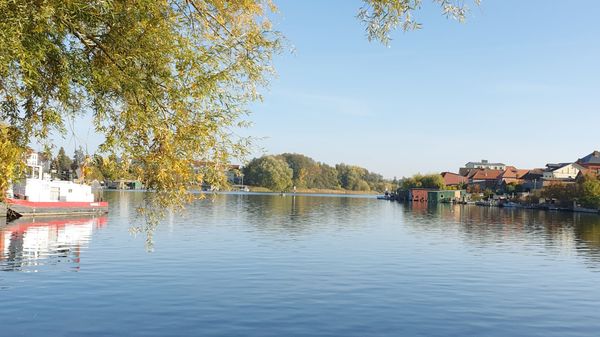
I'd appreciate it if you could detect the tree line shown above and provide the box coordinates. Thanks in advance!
[242,153,392,192]
[540,174,600,209]
[399,174,446,190]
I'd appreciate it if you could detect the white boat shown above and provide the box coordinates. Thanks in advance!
[5,153,108,218]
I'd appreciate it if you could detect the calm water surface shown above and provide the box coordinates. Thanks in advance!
[2,192,600,336]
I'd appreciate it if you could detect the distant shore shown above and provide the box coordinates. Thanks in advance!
[246,186,379,195]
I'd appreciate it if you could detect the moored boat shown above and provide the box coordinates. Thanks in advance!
[6,154,108,218]
[6,198,108,218]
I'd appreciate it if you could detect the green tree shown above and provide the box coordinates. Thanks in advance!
[400,173,445,190]
[243,156,293,191]
[336,164,370,191]
[312,163,340,190]
[53,147,73,180]
[278,153,317,188]
[580,174,600,208]
[71,147,85,174]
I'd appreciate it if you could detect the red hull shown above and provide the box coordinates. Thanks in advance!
[6,198,109,217]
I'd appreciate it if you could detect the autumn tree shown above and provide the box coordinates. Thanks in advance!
[0,124,23,195]
[1,0,478,206]
[0,0,280,208]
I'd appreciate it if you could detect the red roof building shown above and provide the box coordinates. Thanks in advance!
[441,172,467,187]
[467,169,503,189]
[498,166,530,185]
[577,151,600,171]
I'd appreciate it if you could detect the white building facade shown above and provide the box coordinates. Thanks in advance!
[543,163,584,180]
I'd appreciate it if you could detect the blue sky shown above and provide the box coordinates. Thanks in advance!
[64,0,600,178]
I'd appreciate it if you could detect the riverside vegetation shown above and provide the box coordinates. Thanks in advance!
[243,153,394,193]
[29,148,395,194]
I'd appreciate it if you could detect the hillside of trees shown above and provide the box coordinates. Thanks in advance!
[243,153,392,192]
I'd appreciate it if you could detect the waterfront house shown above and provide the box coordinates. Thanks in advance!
[441,172,467,187]
[428,190,466,203]
[409,188,430,202]
[543,163,584,180]
[467,169,503,190]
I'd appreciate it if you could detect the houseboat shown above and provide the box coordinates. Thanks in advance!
[4,153,108,218]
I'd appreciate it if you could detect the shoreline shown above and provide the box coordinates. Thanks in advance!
[247,187,379,195]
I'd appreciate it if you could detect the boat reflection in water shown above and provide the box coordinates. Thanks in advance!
[0,216,107,272]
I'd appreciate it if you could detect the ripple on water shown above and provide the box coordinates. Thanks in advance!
[1,195,600,337]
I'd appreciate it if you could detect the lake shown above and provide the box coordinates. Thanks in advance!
[2,191,600,337]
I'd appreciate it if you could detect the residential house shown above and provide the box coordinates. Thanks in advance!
[498,166,530,185]
[441,172,467,187]
[543,163,584,180]
[521,169,545,191]
[496,166,530,192]
[467,169,503,190]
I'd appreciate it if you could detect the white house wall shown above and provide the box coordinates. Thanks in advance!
[544,164,583,180]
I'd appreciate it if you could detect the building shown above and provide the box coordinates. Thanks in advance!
[409,188,430,202]
[521,169,545,191]
[577,151,600,171]
[441,172,467,187]
[25,151,51,180]
[427,190,466,203]
[543,163,584,180]
[498,166,530,185]
[576,168,600,180]
[467,169,503,190]
[464,160,506,171]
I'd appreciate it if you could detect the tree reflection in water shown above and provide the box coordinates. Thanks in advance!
[402,203,600,269]
[100,190,600,269]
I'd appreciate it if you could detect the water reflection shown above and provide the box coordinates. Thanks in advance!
[102,191,600,269]
[240,194,376,234]
[0,216,107,272]
[402,203,600,268]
